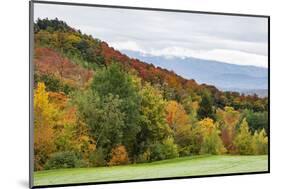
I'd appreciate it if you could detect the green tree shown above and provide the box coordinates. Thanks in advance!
[91,63,142,157]
[243,109,268,134]
[73,90,125,157]
[198,90,215,120]
[136,83,171,160]
[181,94,199,123]
[34,74,73,94]
[234,118,253,155]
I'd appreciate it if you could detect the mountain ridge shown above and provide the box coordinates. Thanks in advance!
[121,50,268,93]
[34,18,268,114]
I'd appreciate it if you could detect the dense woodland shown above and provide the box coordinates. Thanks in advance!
[33,18,268,171]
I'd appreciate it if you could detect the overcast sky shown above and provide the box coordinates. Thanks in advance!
[34,3,268,68]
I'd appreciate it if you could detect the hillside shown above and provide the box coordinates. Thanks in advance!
[32,18,268,175]
[34,18,268,112]
[34,47,93,88]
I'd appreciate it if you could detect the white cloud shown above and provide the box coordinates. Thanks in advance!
[109,41,268,68]
[34,3,268,68]
[198,49,267,68]
[110,41,145,53]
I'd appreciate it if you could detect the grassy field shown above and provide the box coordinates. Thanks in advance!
[34,155,268,186]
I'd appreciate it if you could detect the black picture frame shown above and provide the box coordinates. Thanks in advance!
[29,1,270,188]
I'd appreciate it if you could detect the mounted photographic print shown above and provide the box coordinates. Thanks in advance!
[29,1,270,188]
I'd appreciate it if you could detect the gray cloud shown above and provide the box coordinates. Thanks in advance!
[34,3,268,67]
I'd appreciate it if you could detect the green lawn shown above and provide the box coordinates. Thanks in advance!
[34,155,268,186]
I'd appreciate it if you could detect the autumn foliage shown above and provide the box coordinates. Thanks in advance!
[33,19,268,171]
[108,145,129,166]
[34,47,93,89]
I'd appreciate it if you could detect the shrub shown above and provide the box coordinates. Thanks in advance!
[162,137,179,159]
[75,159,88,168]
[178,146,191,157]
[150,138,179,161]
[252,129,268,155]
[44,151,80,170]
[108,145,129,166]
[149,142,166,161]
[137,150,151,163]
[200,129,226,155]
[89,148,106,167]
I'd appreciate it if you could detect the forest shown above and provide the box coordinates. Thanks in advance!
[33,18,268,171]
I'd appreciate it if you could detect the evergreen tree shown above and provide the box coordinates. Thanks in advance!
[198,90,214,120]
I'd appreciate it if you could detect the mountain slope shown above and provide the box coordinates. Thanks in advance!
[34,18,268,112]
[34,47,93,89]
[122,50,268,92]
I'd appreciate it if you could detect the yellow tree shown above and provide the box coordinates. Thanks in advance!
[197,118,226,155]
[165,100,192,154]
[34,84,96,170]
[198,118,217,135]
[216,106,240,153]
[49,91,96,163]
[252,129,268,155]
[34,82,57,170]
[66,113,96,162]
[166,100,190,131]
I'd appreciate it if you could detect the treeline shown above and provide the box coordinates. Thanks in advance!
[33,19,268,171]
[34,18,268,115]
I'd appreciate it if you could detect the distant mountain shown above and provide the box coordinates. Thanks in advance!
[122,50,268,95]
[34,18,268,118]
[221,88,268,98]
